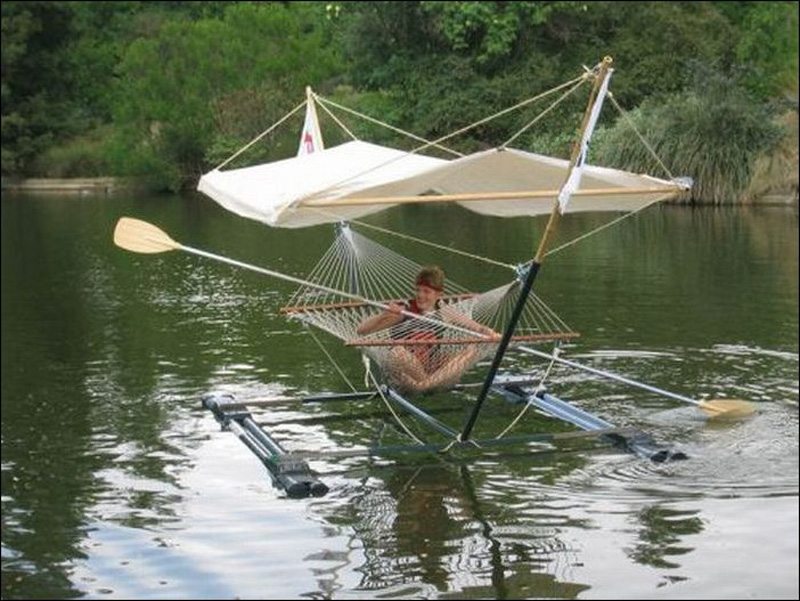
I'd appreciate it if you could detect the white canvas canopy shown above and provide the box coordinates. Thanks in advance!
[199,61,689,229]
[198,140,685,228]
[198,140,446,228]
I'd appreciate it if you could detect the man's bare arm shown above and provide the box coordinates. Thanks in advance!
[441,305,499,337]
[357,303,405,335]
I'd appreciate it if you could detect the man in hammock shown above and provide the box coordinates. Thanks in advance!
[357,266,499,393]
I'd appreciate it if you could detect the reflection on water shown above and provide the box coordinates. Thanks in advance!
[1,194,798,599]
[627,505,702,570]
[328,463,592,598]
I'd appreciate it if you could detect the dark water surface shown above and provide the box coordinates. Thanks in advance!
[2,193,797,599]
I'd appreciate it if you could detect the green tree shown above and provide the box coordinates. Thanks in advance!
[3,0,796,196]
[733,2,798,98]
[334,2,746,153]
[111,2,342,190]
[1,2,75,174]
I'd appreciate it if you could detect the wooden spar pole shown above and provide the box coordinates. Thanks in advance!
[300,186,682,207]
[460,57,614,442]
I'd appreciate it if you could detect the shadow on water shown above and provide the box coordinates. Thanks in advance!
[1,193,797,598]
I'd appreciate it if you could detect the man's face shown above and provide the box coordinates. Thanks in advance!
[415,284,441,312]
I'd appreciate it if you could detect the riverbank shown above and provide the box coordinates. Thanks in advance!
[0,177,153,196]
[750,193,799,205]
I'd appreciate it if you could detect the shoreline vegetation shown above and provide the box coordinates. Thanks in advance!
[1,177,132,196]
[2,2,797,205]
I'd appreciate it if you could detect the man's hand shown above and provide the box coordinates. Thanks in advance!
[386,302,406,316]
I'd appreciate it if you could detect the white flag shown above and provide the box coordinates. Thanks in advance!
[558,70,613,213]
[297,89,324,156]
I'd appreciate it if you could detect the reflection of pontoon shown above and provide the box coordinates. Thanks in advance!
[114,57,753,497]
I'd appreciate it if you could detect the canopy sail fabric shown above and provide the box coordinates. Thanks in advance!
[199,63,688,229]
[361,147,684,218]
[198,141,448,228]
[198,142,685,228]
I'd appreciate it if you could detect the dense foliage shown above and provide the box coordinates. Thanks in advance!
[594,68,785,203]
[2,1,797,201]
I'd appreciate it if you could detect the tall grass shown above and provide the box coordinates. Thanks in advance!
[30,126,114,178]
[594,71,786,204]
[743,110,798,202]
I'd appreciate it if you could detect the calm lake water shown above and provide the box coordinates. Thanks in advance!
[1,192,797,599]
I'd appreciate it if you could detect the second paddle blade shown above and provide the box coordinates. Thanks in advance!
[700,398,756,419]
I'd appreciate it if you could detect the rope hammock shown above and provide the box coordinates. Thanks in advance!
[281,224,578,394]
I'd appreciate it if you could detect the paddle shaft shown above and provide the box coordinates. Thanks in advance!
[517,344,705,408]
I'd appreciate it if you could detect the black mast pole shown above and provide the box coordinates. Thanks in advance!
[460,57,614,441]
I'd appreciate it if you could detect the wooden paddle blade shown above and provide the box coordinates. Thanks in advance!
[113,217,181,254]
[699,398,756,418]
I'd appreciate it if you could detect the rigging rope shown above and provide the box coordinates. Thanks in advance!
[307,208,516,271]
[315,95,464,157]
[367,371,425,445]
[213,99,307,171]
[494,345,560,439]
[542,193,673,258]
[387,73,589,155]
[305,324,358,393]
[313,95,359,143]
[501,77,587,148]
[608,92,677,182]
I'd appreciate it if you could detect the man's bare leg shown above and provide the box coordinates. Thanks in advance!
[415,345,481,391]
[386,347,428,394]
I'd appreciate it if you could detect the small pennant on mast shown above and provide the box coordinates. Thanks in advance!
[557,69,613,214]
[297,86,324,156]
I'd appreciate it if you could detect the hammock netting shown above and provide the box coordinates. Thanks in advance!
[281,224,578,394]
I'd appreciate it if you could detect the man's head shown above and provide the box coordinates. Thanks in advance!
[415,265,444,310]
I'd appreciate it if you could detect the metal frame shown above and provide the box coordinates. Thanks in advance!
[202,374,686,498]
[200,59,689,499]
